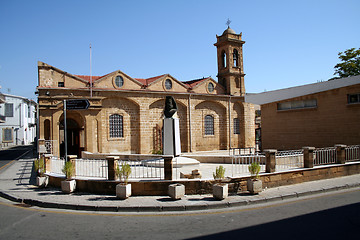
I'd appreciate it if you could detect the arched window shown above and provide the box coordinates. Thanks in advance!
[204,115,214,135]
[233,118,240,134]
[233,49,238,67]
[221,51,227,68]
[109,114,123,138]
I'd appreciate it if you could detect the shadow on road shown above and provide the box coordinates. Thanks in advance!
[187,202,360,239]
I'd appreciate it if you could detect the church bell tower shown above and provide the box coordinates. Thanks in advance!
[214,25,245,96]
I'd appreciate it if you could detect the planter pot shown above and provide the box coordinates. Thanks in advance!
[213,183,228,200]
[247,179,262,194]
[61,179,76,193]
[168,183,185,200]
[116,183,132,199]
[36,176,49,188]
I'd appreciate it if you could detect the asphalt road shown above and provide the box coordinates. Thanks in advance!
[0,145,34,169]
[0,188,359,240]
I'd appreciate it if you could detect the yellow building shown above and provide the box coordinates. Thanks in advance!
[37,27,255,157]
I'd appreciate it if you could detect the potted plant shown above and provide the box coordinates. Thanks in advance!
[61,160,76,193]
[116,162,132,199]
[34,157,48,188]
[247,162,262,194]
[212,165,228,200]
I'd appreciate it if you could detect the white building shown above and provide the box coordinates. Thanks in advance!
[0,94,37,149]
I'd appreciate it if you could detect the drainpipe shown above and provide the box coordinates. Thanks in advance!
[188,94,192,152]
[228,95,231,154]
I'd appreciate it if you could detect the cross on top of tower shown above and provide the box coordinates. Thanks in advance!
[226,18,231,28]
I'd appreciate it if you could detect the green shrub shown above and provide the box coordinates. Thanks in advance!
[34,157,46,176]
[213,165,226,180]
[62,161,75,180]
[248,162,261,180]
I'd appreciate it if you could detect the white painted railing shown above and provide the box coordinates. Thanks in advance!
[75,159,108,179]
[232,154,265,177]
[49,157,65,175]
[314,147,336,166]
[276,149,304,171]
[345,145,360,162]
[118,158,166,180]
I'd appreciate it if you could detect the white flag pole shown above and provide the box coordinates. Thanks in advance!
[90,43,92,98]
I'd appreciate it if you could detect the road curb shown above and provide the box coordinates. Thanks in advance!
[1,183,360,213]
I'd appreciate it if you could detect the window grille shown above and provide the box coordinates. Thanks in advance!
[109,114,123,138]
[204,115,214,135]
[234,118,240,134]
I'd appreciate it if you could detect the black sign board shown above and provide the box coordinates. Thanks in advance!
[66,99,90,110]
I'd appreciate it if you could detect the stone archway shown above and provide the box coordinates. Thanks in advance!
[59,112,85,158]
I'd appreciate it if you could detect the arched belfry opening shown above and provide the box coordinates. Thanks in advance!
[221,50,227,68]
[233,49,239,67]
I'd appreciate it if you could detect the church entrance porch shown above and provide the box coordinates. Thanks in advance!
[59,117,84,158]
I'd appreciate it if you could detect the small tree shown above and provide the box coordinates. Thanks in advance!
[116,162,132,184]
[213,165,226,180]
[248,162,261,180]
[332,48,360,79]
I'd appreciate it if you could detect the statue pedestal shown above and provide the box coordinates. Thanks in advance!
[163,118,181,156]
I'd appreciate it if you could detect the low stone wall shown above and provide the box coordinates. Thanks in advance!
[48,162,360,196]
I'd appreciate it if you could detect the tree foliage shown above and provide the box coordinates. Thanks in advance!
[332,48,360,79]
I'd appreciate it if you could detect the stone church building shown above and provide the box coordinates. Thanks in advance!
[37,27,255,157]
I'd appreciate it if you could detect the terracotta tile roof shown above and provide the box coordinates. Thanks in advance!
[183,77,209,88]
[74,74,107,82]
[135,74,166,86]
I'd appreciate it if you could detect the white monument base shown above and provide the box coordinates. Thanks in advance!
[163,118,181,156]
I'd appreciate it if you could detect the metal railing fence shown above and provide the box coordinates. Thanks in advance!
[275,149,304,171]
[49,157,65,175]
[314,147,336,166]
[232,154,265,177]
[345,145,360,162]
[75,159,108,179]
[118,158,167,180]
[230,147,256,156]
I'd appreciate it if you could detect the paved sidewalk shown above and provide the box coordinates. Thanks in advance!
[1,158,360,212]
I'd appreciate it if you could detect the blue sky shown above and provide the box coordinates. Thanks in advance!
[0,0,359,100]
